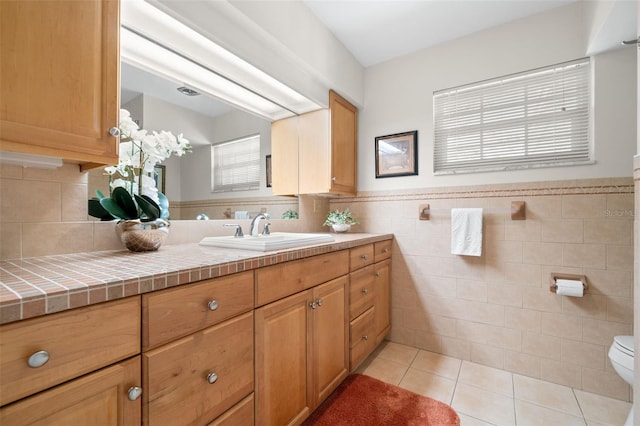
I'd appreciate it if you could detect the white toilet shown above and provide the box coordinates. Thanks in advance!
[608,335,634,426]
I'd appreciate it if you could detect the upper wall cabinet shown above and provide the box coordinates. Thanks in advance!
[0,0,120,170]
[272,90,358,196]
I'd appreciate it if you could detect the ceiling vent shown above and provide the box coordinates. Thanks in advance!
[177,86,200,96]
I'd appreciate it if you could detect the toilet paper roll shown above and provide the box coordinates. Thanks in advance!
[555,279,584,297]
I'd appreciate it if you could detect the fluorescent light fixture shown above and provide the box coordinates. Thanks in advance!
[120,0,321,119]
[0,151,63,169]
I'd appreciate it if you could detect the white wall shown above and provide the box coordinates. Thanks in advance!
[178,109,274,202]
[358,2,637,192]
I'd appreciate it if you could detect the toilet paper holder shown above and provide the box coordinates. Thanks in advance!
[549,273,588,293]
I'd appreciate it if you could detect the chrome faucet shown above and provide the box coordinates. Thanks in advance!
[250,213,271,236]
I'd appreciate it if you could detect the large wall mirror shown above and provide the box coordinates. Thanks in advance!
[88,60,300,221]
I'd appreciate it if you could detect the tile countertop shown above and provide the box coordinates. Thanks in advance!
[0,233,392,325]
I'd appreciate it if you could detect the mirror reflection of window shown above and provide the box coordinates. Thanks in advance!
[212,135,261,192]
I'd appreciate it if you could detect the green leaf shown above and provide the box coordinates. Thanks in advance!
[111,187,138,219]
[96,189,105,199]
[88,198,115,221]
[135,194,160,221]
[99,197,133,220]
[157,192,170,220]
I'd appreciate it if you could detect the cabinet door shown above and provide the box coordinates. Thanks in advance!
[271,116,299,196]
[0,0,119,169]
[312,276,349,405]
[374,259,391,344]
[255,290,312,426]
[0,356,141,426]
[329,90,357,195]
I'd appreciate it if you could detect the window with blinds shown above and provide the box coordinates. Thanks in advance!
[212,135,261,192]
[433,58,591,174]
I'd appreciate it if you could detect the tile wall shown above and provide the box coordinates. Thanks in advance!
[331,177,634,402]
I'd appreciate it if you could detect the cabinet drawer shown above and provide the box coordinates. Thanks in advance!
[349,265,375,320]
[208,393,254,426]
[374,240,392,263]
[143,312,254,426]
[0,297,140,406]
[350,244,374,271]
[143,271,254,349]
[256,250,349,306]
[349,307,376,369]
[0,356,141,426]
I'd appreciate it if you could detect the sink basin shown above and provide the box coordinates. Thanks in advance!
[199,232,334,251]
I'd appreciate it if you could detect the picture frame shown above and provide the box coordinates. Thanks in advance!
[154,165,166,193]
[375,130,418,178]
[266,155,272,188]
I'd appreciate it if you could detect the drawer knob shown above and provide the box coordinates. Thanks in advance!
[363,335,369,341]
[207,372,218,384]
[361,254,368,261]
[383,248,389,253]
[361,288,369,295]
[375,272,381,278]
[309,301,318,310]
[27,350,50,368]
[108,127,120,137]
[316,298,323,307]
[127,386,142,401]
[207,300,219,311]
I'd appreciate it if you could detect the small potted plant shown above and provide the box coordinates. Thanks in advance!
[323,208,359,233]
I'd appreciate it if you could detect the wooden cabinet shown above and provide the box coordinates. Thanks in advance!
[255,276,348,426]
[143,312,254,426]
[271,115,299,196]
[0,297,140,406]
[299,91,357,195]
[271,90,357,196]
[141,271,255,425]
[0,297,141,425]
[348,243,392,370]
[0,356,141,426]
[0,0,120,170]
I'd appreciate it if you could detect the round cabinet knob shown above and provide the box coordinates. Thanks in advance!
[361,255,368,261]
[383,248,389,253]
[332,177,337,182]
[108,127,120,137]
[207,372,218,384]
[316,299,323,307]
[27,350,50,368]
[361,288,369,295]
[207,300,219,311]
[309,301,318,310]
[363,335,369,341]
[127,386,142,401]
[375,272,381,278]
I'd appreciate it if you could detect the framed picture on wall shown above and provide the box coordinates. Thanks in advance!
[375,130,418,178]
[154,165,166,193]
[266,155,272,187]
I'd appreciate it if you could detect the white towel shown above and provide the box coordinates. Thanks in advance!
[234,211,249,219]
[451,208,483,256]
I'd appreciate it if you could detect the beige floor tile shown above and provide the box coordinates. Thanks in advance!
[453,383,515,426]
[375,341,419,366]
[398,367,457,405]
[411,349,462,380]
[358,356,408,386]
[457,413,496,426]
[458,360,514,397]
[515,400,586,426]
[574,389,632,425]
[513,374,581,416]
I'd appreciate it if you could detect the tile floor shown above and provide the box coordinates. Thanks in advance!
[356,341,632,426]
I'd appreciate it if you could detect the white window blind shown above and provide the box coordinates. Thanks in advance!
[212,135,261,192]
[433,58,591,174]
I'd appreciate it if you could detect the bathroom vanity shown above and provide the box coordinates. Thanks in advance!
[0,233,392,425]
